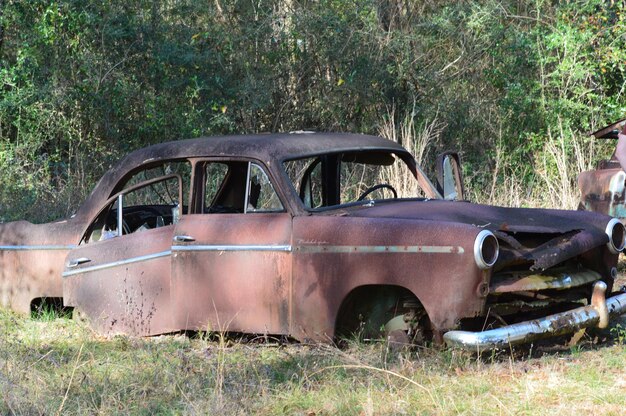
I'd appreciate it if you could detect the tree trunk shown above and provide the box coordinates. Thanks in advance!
[0,0,5,57]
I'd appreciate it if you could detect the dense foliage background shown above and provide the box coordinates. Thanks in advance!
[1,0,625,222]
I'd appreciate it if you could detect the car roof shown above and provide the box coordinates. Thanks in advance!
[121,132,407,162]
[76,132,409,219]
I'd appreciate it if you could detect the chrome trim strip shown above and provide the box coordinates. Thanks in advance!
[0,245,76,251]
[296,245,465,254]
[173,244,463,254]
[172,245,292,252]
[117,194,123,238]
[244,162,251,214]
[61,243,462,278]
[62,250,171,278]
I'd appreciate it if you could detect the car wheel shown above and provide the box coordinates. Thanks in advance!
[335,287,429,347]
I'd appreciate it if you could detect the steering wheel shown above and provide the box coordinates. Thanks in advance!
[357,184,398,201]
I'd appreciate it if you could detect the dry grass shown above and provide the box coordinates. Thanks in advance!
[2,305,626,415]
[467,124,608,209]
[377,109,610,210]
[378,104,446,168]
[533,119,598,210]
[378,105,446,198]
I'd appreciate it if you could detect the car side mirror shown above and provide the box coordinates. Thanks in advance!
[436,151,465,201]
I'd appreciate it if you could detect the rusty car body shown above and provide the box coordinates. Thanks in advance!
[1,132,626,350]
[579,118,626,220]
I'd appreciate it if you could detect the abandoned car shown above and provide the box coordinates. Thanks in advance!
[579,118,626,220]
[1,132,626,349]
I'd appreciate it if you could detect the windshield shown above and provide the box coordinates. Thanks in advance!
[283,150,438,209]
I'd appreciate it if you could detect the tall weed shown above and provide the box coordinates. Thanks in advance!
[378,106,446,198]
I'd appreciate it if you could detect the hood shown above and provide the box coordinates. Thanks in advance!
[343,200,612,271]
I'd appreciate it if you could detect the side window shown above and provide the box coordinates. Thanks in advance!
[118,160,191,213]
[203,162,243,213]
[201,161,283,214]
[247,163,283,212]
[83,175,182,244]
[124,176,180,209]
[284,157,323,208]
[204,163,231,212]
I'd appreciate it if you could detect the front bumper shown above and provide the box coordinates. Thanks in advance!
[444,281,626,349]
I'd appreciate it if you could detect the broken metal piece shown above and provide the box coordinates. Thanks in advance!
[591,281,609,329]
[444,282,626,349]
[589,118,626,139]
[579,119,626,221]
[490,269,600,293]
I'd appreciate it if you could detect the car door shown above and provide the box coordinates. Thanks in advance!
[62,173,185,336]
[170,160,292,335]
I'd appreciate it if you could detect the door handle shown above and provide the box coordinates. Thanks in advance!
[67,257,91,268]
[173,235,196,242]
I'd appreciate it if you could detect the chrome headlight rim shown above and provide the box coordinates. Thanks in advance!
[605,218,625,254]
[474,229,499,270]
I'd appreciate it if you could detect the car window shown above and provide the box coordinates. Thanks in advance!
[202,161,283,213]
[83,174,182,244]
[204,162,230,209]
[119,160,191,213]
[247,163,283,212]
[284,151,425,209]
[283,158,323,208]
[124,176,180,208]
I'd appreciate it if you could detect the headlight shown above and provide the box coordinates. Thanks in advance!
[605,218,625,254]
[474,230,499,269]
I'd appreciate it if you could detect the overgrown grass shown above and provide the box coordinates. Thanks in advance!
[2,304,626,415]
[466,122,610,210]
[377,107,614,210]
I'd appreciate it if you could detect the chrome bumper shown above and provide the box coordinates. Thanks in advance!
[444,282,626,350]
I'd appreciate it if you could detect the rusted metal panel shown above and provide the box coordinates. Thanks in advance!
[63,225,174,336]
[348,199,611,235]
[578,119,626,220]
[579,168,626,219]
[0,219,83,312]
[346,200,612,272]
[291,215,487,341]
[170,213,292,335]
